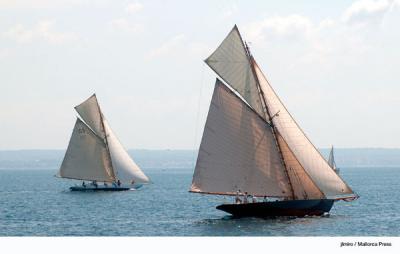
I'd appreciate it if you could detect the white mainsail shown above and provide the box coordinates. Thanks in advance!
[58,118,114,182]
[191,80,292,197]
[58,94,150,184]
[193,25,356,200]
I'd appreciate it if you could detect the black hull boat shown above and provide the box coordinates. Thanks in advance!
[216,199,334,218]
[189,26,358,215]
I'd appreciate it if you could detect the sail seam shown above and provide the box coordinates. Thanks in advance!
[254,63,354,194]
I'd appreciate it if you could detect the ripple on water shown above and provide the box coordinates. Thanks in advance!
[0,168,399,236]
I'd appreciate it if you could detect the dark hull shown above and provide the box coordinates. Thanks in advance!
[216,199,334,218]
[70,186,131,191]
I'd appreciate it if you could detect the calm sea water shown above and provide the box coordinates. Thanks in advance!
[0,167,399,236]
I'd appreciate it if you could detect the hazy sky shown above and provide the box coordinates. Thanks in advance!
[1,0,399,150]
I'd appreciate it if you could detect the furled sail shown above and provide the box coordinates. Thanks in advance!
[103,120,150,184]
[253,61,354,198]
[205,25,265,119]
[191,79,293,197]
[58,118,115,182]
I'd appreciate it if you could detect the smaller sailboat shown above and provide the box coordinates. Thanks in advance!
[57,94,150,191]
[328,146,340,174]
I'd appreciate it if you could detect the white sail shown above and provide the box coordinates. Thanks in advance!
[74,94,105,138]
[253,61,354,198]
[103,120,150,184]
[205,25,265,119]
[58,118,115,182]
[59,94,149,184]
[328,146,337,169]
[191,79,293,197]
[276,132,325,200]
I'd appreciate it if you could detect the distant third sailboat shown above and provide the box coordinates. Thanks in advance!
[328,146,340,174]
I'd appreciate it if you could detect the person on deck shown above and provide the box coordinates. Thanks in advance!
[92,180,98,188]
[252,195,257,203]
[117,180,121,187]
[243,192,248,204]
[235,190,242,204]
[82,181,86,188]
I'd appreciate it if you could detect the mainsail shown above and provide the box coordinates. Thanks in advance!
[192,25,356,200]
[191,80,292,197]
[58,94,150,184]
[58,118,114,182]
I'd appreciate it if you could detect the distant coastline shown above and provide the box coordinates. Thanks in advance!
[1,148,400,170]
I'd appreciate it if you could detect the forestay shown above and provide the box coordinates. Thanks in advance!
[253,61,354,198]
[191,79,293,197]
[58,118,114,182]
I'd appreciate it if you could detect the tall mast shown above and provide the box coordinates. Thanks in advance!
[244,42,296,200]
[96,101,117,181]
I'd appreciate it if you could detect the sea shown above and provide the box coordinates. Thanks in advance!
[0,166,399,236]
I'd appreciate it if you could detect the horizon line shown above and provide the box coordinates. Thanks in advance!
[1,147,400,152]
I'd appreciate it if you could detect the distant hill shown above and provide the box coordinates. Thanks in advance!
[0,148,399,170]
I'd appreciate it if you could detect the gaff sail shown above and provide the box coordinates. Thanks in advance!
[192,25,357,200]
[58,94,150,184]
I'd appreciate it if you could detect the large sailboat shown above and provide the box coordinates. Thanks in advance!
[328,146,340,174]
[57,94,150,191]
[190,25,358,217]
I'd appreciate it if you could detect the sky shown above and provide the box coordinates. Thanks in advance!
[0,0,399,150]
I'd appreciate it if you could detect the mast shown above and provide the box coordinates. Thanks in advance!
[95,96,117,182]
[244,42,296,199]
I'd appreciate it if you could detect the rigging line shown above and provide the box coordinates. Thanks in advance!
[243,43,295,200]
[290,166,308,200]
[254,63,354,193]
[96,99,116,181]
[192,63,206,167]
